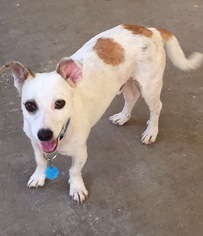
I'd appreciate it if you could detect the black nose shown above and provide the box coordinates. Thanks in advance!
[37,129,53,141]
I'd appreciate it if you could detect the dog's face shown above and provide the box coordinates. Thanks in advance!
[22,71,73,153]
[8,59,82,153]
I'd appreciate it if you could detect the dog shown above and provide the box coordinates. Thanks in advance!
[2,24,203,202]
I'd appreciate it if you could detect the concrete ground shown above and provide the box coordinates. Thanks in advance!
[0,0,203,235]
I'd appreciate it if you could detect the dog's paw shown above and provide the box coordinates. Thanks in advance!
[141,125,158,144]
[109,112,131,126]
[27,172,46,188]
[69,177,88,203]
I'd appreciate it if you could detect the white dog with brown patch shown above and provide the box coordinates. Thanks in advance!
[3,24,203,202]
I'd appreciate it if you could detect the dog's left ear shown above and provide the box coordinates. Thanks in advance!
[56,57,83,88]
[0,61,34,94]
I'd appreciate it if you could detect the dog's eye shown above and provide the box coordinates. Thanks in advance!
[24,101,37,113]
[55,100,66,109]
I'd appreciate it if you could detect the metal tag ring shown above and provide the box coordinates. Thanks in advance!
[43,153,57,161]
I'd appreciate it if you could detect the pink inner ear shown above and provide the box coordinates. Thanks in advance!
[12,63,28,80]
[62,60,82,83]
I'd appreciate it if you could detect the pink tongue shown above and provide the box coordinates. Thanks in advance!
[41,140,57,153]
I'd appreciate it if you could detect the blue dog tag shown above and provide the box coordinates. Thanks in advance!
[45,166,59,180]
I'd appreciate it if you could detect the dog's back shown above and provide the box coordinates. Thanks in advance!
[72,24,203,77]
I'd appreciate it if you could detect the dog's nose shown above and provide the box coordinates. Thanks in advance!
[37,129,53,141]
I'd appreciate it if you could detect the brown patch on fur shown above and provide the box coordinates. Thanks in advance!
[157,28,173,41]
[0,64,9,73]
[93,38,125,66]
[27,68,35,78]
[123,24,153,37]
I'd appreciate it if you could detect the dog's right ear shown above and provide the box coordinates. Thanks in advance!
[0,61,34,94]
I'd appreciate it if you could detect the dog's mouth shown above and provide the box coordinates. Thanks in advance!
[40,139,58,153]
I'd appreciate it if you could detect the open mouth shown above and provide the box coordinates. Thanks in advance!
[40,139,58,153]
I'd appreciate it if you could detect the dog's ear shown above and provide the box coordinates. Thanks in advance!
[56,57,83,88]
[1,61,34,94]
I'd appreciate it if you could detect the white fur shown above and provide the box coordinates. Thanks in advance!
[9,25,202,202]
[165,38,203,71]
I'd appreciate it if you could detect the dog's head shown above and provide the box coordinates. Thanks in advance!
[6,58,82,153]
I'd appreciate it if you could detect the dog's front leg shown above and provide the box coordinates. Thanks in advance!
[27,141,47,188]
[69,145,88,203]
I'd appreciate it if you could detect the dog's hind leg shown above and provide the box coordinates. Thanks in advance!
[139,71,163,145]
[109,79,140,125]
[69,145,88,203]
[27,141,47,188]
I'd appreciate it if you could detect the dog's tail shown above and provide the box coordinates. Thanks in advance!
[156,28,203,71]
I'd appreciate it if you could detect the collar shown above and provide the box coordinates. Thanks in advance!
[59,117,71,140]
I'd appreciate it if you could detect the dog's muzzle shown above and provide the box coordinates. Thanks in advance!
[37,128,58,153]
[38,118,71,154]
